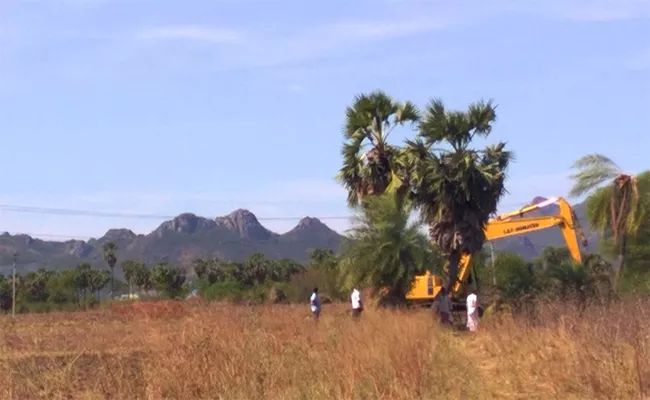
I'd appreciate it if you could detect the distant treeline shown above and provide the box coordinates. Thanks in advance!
[5,243,650,315]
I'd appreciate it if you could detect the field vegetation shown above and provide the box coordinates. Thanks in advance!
[2,298,650,399]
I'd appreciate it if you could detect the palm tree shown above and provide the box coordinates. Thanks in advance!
[88,269,110,300]
[102,242,118,298]
[308,248,338,271]
[122,260,143,297]
[405,98,513,292]
[568,154,648,291]
[338,193,439,306]
[74,263,92,306]
[336,90,420,208]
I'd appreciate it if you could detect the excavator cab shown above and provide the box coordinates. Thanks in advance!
[406,270,444,305]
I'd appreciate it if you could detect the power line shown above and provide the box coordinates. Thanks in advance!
[1,232,94,240]
[0,200,539,241]
[0,200,533,221]
[0,204,352,221]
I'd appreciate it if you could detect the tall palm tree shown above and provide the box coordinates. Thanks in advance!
[102,242,118,298]
[336,90,420,208]
[568,154,648,291]
[338,193,439,305]
[405,98,513,292]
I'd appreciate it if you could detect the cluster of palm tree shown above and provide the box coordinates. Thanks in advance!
[121,260,153,296]
[335,90,648,301]
[192,253,304,287]
[0,264,111,312]
[335,90,513,297]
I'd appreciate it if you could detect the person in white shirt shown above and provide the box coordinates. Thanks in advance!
[351,288,363,318]
[466,288,479,332]
[310,287,321,323]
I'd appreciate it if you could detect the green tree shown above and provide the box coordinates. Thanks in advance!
[88,269,110,300]
[23,269,53,303]
[308,248,338,271]
[338,193,438,305]
[102,242,118,298]
[535,246,572,270]
[192,258,210,281]
[74,263,92,306]
[152,263,186,299]
[0,276,12,313]
[269,258,304,282]
[134,264,152,293]
[335,90,420,208]
[47,269,78,306]
[246,253,269,285]
[122,260,144,296]
[406,98,513,291]
[568,153,649,291]
[193,257,229,284]
[494,252,539,306]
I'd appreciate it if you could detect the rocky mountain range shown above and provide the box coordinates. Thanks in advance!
[0,197,600,275]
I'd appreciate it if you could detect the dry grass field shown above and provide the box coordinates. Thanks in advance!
[1,298,649,399]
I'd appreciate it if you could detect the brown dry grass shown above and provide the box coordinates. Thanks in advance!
[1,298,649,399]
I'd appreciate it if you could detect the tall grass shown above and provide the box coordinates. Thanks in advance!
[1,298,648,399]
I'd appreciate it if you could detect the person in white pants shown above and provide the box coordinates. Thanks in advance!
[310,287,321,323]
[466,289,479,332]
[351,288,363,318]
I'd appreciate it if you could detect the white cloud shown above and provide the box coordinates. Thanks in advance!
[284,84,304,93]
[120,11,461,74]
[330,18,449,40]
[510,0,650,21]
[136,26,242,43]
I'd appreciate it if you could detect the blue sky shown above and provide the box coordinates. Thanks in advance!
[0,0,648,240]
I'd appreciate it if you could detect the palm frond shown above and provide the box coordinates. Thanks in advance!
[585,186,613,235]
[571,153,621,171]
[418,98,448,145]
[466,98,497,137]
[395,101,422,125]
[337,91,421,208]
[568,153,622,197]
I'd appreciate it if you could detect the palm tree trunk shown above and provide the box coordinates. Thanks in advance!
[447,252,461,292]
[110,267,114,299]
[614,234,628,292]
[490,242,497,285]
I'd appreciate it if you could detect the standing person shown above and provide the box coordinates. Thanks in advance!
[310,287,321,323]
[466,288,479,332]
[351,287,363,318]
[436,287,452,326]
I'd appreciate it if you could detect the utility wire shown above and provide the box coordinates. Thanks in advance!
[1,232,94,240]
[0,200,532,221]
[0,200,537,241]
[0,204,352,221]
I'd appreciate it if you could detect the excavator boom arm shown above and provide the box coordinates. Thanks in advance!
[407,196,588,302]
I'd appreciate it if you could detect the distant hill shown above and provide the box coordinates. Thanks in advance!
[0,197,599,275]
[0,209,342,274]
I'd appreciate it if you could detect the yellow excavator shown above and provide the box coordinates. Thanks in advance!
[406,196,589,308]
